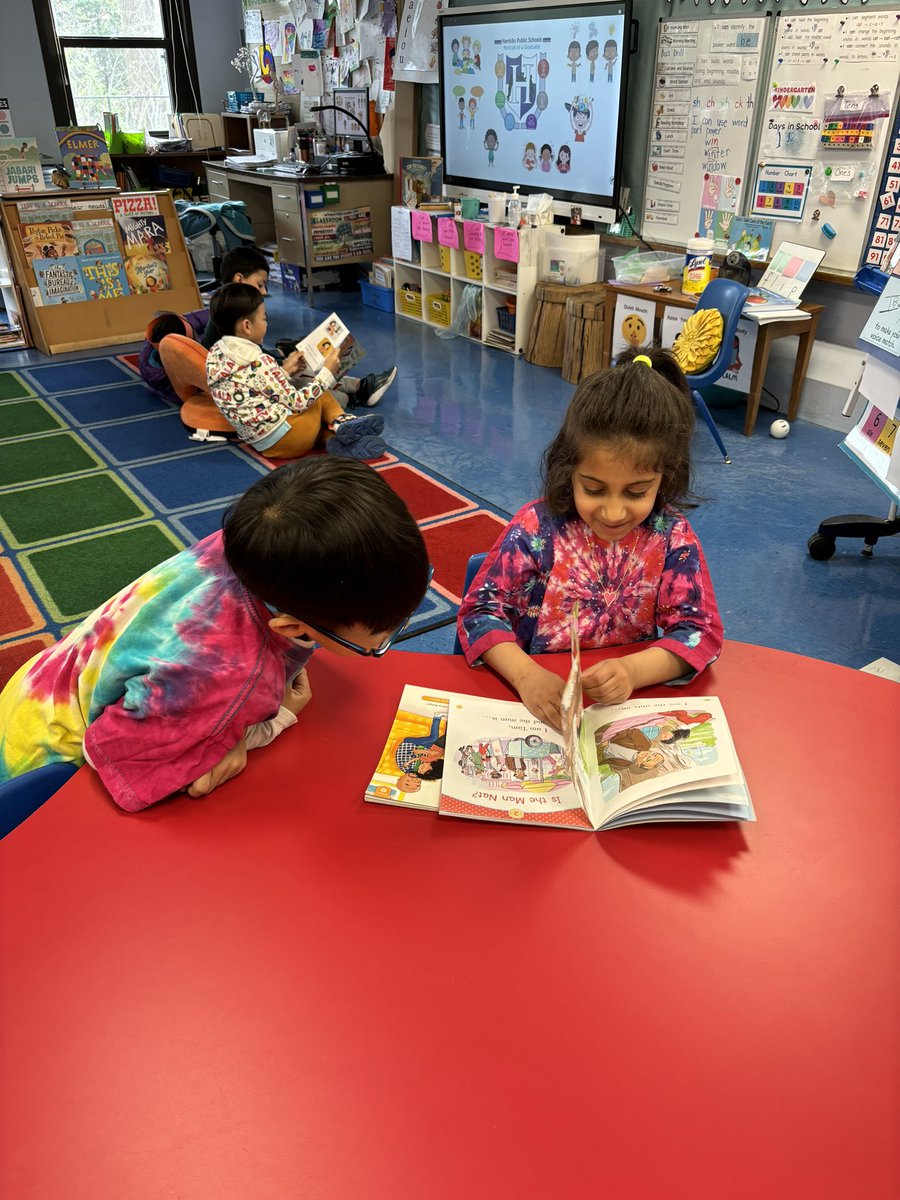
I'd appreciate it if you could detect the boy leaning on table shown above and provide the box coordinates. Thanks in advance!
[0,458,430,813]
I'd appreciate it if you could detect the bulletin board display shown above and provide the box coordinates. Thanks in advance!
[753,8,900,277]
[861,68,900,271]
[642,15,771,249]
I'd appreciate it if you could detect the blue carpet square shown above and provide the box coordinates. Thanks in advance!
[24,358,134,394]
[52,383,176,426]
[126,448,268,512]
[83,411,198,463]
[171,506,230,542]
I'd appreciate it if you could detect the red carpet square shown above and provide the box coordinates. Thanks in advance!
[0,556,44,640]
[0,634,56,690]
[117,353,141,374]
[378,463,475,523]
[423,512,507,601]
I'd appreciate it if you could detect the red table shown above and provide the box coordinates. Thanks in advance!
[1,644,898,1199]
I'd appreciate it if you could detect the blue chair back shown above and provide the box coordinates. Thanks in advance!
[452,551,488,655]
[0,762,78,839]
[686,277,750,389]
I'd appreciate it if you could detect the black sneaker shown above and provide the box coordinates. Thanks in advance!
[349,366,397,408]
[275,338,297,360]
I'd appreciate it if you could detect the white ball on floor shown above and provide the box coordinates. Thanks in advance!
[770,419,791,439]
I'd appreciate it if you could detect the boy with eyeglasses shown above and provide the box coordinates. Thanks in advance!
[0,458,430,812]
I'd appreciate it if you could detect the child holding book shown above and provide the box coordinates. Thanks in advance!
[0,458,430,812]
[456,347,723,730]
[203,246,397,409]
[206,283,386,460]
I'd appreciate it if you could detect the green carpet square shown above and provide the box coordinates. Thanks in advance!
[0,473,151,548]
[0,398,63,440]
[0,372,35,402]
[20,522,185,622]
[0,431,103,488]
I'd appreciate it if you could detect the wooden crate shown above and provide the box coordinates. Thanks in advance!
[526,281,603,370]
[562,289,606,385]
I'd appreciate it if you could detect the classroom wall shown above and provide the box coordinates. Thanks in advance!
[0,0,245,156]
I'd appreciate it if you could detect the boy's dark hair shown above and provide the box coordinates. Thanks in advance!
[223,457,430,634]
[149,312,189,345]
[219,246,269,283]
[542,345,697,514]
[209,282,265,337]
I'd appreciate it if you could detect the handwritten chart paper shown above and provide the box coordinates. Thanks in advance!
[410,211,433,242]
[437,218,458,249]
[390,205,412,260]
[463,220,484,253]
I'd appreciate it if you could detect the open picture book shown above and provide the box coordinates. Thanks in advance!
[365,628,755,832]
[294,312,364,382]
[742,240,825,323]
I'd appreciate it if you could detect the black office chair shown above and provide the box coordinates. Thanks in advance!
[452,551,488,655]
[681,277,750,465]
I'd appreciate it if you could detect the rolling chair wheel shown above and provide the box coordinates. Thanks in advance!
[807,533,836,561]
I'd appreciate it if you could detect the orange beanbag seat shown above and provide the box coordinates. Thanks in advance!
[157,333,238,439]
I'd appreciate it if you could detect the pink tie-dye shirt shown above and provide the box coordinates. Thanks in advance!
[0,531,311,811]
[457,501,722,679]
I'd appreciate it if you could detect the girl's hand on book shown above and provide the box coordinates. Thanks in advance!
[324,348,343,377]
[282,668,312,716]
[517,663,566,731]
[282,349,305,375]
[582,658,634,706]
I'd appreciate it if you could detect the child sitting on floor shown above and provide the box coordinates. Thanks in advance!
[206,283,386,460]
[204,246,397,409]
[138,309,209,397]
[456,347,723,730]
[0,457,430,811]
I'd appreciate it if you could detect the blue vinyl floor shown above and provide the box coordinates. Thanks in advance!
[8,276,899,670]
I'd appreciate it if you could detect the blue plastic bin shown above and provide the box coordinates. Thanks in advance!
[360,280,395,312]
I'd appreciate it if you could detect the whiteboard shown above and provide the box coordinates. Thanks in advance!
[756,9,900,277]
[642,15,771,249]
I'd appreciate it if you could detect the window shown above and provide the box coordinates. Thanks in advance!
[33,0,201,134]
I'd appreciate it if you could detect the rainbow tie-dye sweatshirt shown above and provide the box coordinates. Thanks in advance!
[0,531,311,811]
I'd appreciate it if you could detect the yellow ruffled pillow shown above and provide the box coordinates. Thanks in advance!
[672,308,724,375]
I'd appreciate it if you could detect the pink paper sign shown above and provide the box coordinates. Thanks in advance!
[410,211,433,242]
[493,226,519,263]
[437,217,459,249]
[463,220,484,253]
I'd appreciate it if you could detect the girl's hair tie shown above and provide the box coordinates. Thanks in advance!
[633,355,653,368]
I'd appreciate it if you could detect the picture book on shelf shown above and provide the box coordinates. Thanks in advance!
[33,256,86,305]
[0,136,42,192]
[115,213,170,258]
[366,623,754,832]
[20,221,77,261]
[16,198,72,223]
[400,155,444,209]
[55,126,115,186]
[73,218,119,255]
[124,251,171,294]
[294,312,364,380]
[79,252,129,299]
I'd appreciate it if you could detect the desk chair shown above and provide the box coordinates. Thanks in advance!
[452,552,488,655]
[157,334,238,441]
[0,762,78,838]
[683,278,750,465]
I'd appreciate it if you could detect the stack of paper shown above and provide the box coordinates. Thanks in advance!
[742,240,825,323]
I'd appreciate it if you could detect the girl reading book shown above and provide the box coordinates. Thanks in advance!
[456,347,723,730]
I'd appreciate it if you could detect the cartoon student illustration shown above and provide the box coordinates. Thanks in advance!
[604,38,618,83]
[484,128,498,167]
[539,144,553,172]
[522,141,537,171]
[556,144,571,174]
[451,38,460,68]
[394,714,446,793]
[586,39,599,84]
[473,39,481,70]
[457,96,466,129]
[468,96,478,128]
[567,40,581,83]
[565,96,593,143]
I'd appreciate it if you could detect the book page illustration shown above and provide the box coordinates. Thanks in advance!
[296,312,364,380]
[365,685,450,811]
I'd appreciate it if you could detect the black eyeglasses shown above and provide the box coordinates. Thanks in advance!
[296,565,434,658]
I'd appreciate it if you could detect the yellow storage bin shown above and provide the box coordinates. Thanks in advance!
[398,283,422,319]
[464,251,483,281]
[439,245,451,272]
[426,291,451,327]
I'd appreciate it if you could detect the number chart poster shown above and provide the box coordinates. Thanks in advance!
[440,7,627,201]
[750,161,812,221]
[310,207,373,262]
[862,97,900,272]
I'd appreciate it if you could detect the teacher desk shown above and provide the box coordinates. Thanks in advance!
[602,280,824,437]
[1,643,898,1200]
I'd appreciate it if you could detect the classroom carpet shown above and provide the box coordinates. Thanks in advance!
[0,358,509,687]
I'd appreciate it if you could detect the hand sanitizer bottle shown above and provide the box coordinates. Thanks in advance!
[507,186,521,228]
